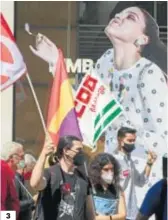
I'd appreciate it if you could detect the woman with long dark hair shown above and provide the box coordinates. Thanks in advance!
[89,153,126,220]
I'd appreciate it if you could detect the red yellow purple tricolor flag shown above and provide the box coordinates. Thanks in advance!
[47,49,82,147]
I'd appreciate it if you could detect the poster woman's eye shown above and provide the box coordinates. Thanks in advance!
[127,14,136,21]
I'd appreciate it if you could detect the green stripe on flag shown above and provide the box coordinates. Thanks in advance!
[93,107,122,143]
[94,99,116,128]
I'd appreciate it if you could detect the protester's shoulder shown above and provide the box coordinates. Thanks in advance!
[44,163,60,180]
[1,160,8,170]
[113,151,123,161]
[76,167,88,181]
[152,179,166,190]
[76,167,90,188]
[148,179,165,196]
[95,48,114,68]
[1,160,14,178]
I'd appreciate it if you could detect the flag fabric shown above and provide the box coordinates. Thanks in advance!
[75,70,123,149]
[0,13,27,91]
[47,49,83,147]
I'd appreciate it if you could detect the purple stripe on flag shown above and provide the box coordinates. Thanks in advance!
[59,108,83,140]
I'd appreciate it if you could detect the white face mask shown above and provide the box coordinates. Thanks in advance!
[101,173,114,185]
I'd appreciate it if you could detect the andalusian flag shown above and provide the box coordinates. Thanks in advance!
[47,49,82,147]
[0,13,27,91]
[75,70,123,148]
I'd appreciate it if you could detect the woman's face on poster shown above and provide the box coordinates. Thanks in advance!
[105,7,147,44]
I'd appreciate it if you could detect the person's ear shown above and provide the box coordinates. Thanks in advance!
[134,35,149,47]
[63,148,70,156]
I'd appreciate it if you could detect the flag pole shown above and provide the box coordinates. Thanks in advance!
[26,73,52,168]
[26,73,48,135]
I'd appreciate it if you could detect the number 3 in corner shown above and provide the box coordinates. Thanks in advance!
[0,211,16,220]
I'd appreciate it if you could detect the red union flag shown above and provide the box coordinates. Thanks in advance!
[0,13,27,91]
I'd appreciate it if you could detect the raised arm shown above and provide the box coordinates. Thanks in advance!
[30,139,54,191]
[133,151,157,187]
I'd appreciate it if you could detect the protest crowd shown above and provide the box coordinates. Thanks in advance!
[1,3,167,220]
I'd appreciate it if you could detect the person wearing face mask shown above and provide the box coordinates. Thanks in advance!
[89,153,126,220]
[0,141,23,217]
[114,127,157,220]
[30,135,95,220]
[15,157,35,220]
[136,154,167,220]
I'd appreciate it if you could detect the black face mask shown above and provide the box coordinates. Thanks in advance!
[73,151,85,166]
[123,143,135,153]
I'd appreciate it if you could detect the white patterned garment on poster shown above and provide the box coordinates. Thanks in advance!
[95,48,167,208]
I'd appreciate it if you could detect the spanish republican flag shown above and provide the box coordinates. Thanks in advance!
[47,49,82,147]
[0,13,27,91]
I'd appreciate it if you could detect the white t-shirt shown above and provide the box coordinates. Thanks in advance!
[95,48,167,209]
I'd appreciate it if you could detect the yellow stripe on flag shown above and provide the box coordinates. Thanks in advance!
[48,79,74,133]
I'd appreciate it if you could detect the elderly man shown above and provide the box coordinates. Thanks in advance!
[0,141,25,217]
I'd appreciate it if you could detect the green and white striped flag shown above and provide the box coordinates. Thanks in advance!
[75,70,123,149]
[93,99,122,144]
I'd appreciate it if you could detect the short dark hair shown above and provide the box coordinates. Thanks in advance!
[117,127,136,138]
[55,135,81,159]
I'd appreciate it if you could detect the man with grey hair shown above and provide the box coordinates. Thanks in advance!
[1,141,25,216]
[1,141,25,171]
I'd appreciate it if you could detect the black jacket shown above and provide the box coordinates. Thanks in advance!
[15,173,34,220]
[33,164,90,220]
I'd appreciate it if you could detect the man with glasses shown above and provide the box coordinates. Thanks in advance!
[0,141,25,217]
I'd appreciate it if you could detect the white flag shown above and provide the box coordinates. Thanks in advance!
[75,70,123,149]
[0,13,27,91]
